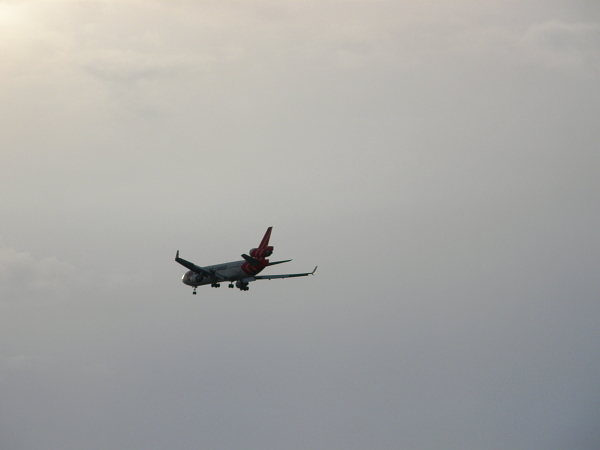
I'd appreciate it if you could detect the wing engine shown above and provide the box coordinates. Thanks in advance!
[235,280,250,291]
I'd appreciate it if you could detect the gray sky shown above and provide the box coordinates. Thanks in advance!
[1,1,600,449]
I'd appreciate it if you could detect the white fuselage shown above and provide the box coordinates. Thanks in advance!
[181,260,264,287]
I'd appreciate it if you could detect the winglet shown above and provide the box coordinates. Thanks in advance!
[176,250,179,260]
[311,266,318,275]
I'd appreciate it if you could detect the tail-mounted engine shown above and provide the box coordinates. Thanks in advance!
[249,246,273,259]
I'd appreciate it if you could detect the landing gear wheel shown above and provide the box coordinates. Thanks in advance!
[229,283,234,288]
[193,287,197,295]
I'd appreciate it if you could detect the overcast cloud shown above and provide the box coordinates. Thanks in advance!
[1,1,600,449]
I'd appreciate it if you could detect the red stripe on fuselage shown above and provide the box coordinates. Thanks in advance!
[241,260,268,276]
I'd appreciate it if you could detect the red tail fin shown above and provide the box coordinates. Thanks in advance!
[259,227,273,249]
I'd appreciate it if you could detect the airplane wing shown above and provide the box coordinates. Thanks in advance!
[253,266,317,280]
[175,251,226,281]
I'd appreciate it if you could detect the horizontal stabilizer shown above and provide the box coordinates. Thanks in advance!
[241,253,261,266]
[254,266,317,280]
[267,259,292,266]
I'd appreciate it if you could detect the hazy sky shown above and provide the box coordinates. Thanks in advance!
[1,1,600,449]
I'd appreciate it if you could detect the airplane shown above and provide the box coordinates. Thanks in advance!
[175,227,317,294]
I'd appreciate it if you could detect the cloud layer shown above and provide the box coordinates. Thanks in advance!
[1,1,599,450]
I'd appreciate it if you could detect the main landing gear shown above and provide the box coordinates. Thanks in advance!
[229,283,234,288]
[210,283,221,288]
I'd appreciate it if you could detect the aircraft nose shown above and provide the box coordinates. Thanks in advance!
[182,271,202,286]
